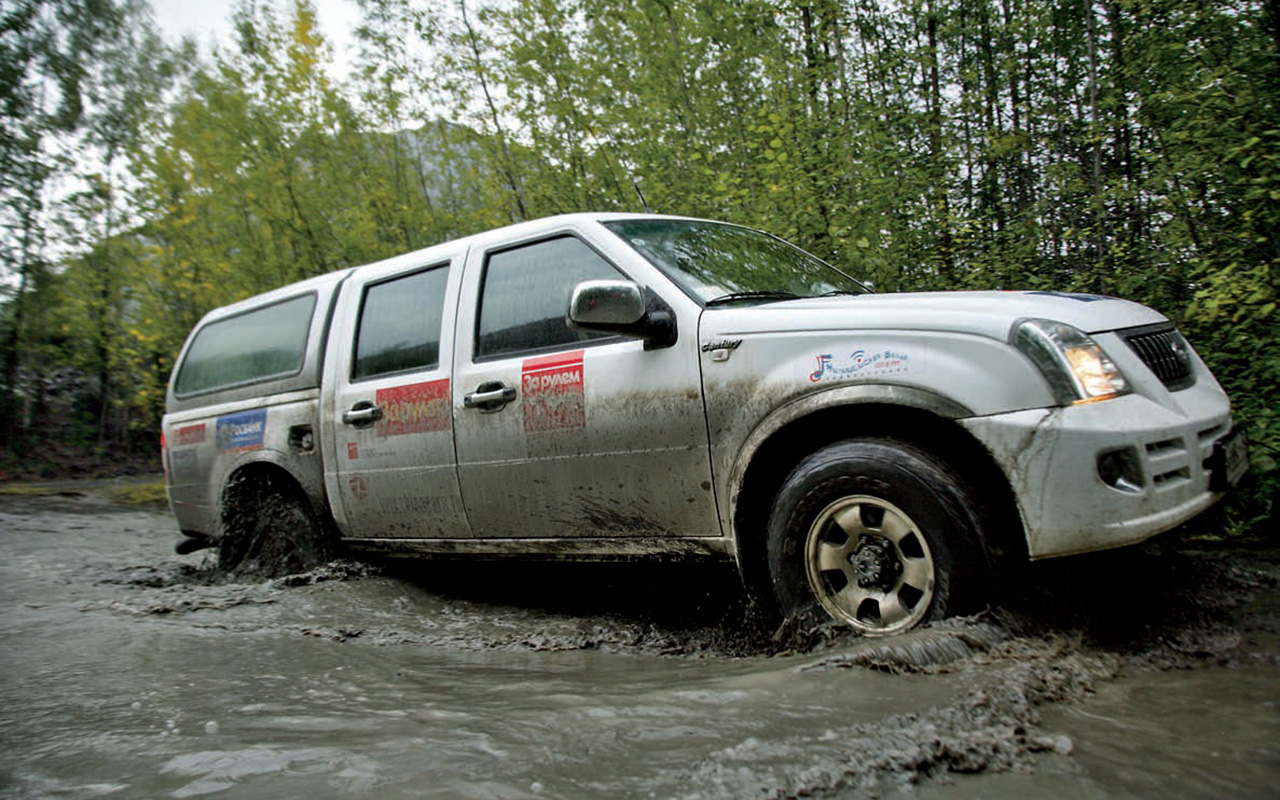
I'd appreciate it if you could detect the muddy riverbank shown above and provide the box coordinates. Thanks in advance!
[1,486,1276,798]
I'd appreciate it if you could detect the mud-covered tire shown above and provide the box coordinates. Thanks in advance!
[219,473,335,576]
[765,439,988,636]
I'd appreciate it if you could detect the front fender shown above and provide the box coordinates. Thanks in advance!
[720,384,974,538]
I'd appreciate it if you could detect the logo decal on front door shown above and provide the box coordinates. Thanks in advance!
[521,351,585,432]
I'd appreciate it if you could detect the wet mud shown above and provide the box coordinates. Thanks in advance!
[1,488,1277,799]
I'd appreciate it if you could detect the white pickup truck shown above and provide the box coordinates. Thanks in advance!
[161,213,1246,635]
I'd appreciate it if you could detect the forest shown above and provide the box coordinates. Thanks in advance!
[1,0,1276,525]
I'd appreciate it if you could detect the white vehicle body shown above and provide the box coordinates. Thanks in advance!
[162,213,1245,634]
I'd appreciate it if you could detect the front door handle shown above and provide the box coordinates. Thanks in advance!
[342,401,383,427]
[464,381,517,413]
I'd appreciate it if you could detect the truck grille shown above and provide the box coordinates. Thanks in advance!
[1121,324,1194,390]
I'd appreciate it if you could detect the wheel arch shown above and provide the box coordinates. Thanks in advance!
[219,454,330,537]
[729,386,1028,601]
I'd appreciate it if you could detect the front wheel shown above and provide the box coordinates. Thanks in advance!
[765,439,988,636]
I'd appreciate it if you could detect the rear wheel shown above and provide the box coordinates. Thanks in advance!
[219,472,335,576]
[766,439,987,635]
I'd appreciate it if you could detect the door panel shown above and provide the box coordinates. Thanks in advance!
[452,232,718,538]
[323,255,470,539]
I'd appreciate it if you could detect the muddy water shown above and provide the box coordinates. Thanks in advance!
[908,666,1280,800]
[1,492,1277,799]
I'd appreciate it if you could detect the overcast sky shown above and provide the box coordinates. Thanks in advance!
[148,0,362,73]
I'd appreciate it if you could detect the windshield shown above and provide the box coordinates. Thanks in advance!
[604,219,869,306]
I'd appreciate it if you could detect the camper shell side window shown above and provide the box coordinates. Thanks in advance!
[174,293,318,397]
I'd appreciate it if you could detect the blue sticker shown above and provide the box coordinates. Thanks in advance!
[216,409,267,452]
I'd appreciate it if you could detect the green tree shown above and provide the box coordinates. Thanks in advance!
[62,0,180,448]
[0,0,129,452]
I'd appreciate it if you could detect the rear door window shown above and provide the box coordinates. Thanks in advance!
[174,293,316,396]
[352,265,449,380]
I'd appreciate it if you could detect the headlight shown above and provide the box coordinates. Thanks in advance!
[1012,319,1129,405]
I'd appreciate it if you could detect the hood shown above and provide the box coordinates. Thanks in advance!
[710,290,1167,340]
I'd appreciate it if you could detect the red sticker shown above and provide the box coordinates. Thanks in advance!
[347,441,359,460]
[349,474,368,502]
[522,351,585,432]
[375,379,450,437]
[174,423,206,447]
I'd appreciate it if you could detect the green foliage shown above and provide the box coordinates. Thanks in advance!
[104,479,168,508]
[1,0,133,450]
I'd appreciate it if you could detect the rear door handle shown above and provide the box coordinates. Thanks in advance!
[342,401,383,427]
[464,381,517,413]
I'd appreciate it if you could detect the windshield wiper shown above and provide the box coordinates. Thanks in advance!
[705,290,801,307]
[818,289,861,297]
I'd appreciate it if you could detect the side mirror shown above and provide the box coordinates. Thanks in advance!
[568,280,677,350]
[568,280,646,325]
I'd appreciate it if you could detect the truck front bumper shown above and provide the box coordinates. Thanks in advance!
[959,380,1237,559]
